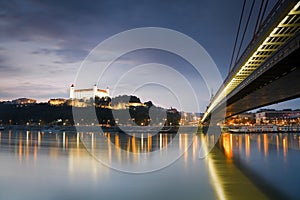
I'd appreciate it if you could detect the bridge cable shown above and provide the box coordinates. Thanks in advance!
[228,0,247,73]
[254,0,265,35]
[258,0,269,28]
[234,0,256,66]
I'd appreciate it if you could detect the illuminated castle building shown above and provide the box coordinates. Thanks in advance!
[69,84,109,100]
[12,98,36,105]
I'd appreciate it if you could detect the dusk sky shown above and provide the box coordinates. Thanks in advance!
[1,0,299,112]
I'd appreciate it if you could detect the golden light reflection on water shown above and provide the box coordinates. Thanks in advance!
[283,136,288,158]
[192,135,198,163]
[148,133,152,152]
[263,134,268,157]
[221,133,233,160]
[201,134,226,200]
[219,132,300,161]
[276,135,279,153]
[238,135,242,155]
[183,134,189,164]
[2,129,300,199]
[19,132,22,163]
[211,133,272,200]
[8,130,11,145]
[245,134,251,160]
[257,135,261,153]
[26,131,29,160]
[214,132,300,200]
[1,130,299,166]
[38,131,41,147]
[115,134,121,163]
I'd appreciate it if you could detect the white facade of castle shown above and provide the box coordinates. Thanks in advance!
[69,84,109,100]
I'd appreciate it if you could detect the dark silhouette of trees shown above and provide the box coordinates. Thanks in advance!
[0,95,180,127]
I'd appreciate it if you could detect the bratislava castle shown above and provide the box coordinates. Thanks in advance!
[69,84,109,100]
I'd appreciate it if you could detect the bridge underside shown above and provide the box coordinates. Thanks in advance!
[212,43,300,120]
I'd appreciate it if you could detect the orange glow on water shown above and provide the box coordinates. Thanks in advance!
[163,134,168,149]
[283,136,288,158]
[276,135,280,153]
[239,135,243,154]
[147,134,152,152]
[33,143,37,161]
[66,135,68,149]
[222,134,233,159]
[8,130,11,145]
[115,134,120,148]
[115,134,121,163]
[131,136,136,153]
[77,133,79,148]
[245,134,250,159]
[183,134,188,164]
[19,132,22,163]
[192,135,198,162]
[257,135,261,153]
[127,137,131,152]
[263,134,268,157]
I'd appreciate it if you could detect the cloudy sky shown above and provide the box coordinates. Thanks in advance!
[1,0,299,111]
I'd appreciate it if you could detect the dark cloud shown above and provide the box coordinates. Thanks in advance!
[0,84,68,100]
[0,55,25,74]
[31,47,88,63]
[0,0,287,108]
[31,48,52,55]
[0,0,245,67]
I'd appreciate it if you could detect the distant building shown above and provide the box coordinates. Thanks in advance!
[237,112,255,120]
[69,84,109,100]
[66,99,88,107]
[48,98,67,106]
[110,102,146,110]
[12,98,36,105]
[256,109,300,124]
[226,112,255,125]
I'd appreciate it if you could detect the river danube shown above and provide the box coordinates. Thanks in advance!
[0,129,299,199]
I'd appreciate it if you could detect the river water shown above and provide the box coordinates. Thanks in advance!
[0,130,299,200]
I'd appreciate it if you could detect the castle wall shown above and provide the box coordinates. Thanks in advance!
[69,85,109,100]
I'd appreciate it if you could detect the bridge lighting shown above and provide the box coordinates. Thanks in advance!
[202,2,300,122]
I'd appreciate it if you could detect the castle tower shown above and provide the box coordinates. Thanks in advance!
[93,84,97,98]
[106,86,110,96]
[70,84,75,99]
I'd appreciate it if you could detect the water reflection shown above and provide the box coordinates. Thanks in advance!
[94,132,178,153]
[0,130,201,175]
[219,132,300,160]
[0,130,194,167]
[219,132,300,199]
[1,130,299,199]
[1,129,299,165]
[80,131,195,173]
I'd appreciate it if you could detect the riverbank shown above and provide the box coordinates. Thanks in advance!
[228,125,300,133]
